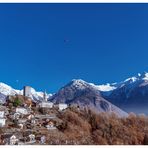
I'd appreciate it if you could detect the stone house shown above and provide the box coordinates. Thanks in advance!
[13,112,21,120]
[16,107,28,115]
[10,135,18,145]
[48,121,54,127]
[27,114,35,120]
[18,118,27,124]
[0,111,4,118]
[39,101,53,108]
[30,118,38,124]
[46,121,56,130]
[40,135,46,144]
[29,134,35,142]
[58,103,68,111]
[0,118,6,127]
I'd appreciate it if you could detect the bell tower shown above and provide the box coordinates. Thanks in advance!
[43,90,47,102]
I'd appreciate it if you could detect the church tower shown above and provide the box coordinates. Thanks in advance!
[43,90,48,102]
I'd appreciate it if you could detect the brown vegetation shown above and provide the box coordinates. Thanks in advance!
[47,107,148,145]
[6,95,33,107]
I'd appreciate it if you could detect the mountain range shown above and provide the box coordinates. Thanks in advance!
[1,72,148,115]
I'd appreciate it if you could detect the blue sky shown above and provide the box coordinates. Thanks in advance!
[0,3,148,93]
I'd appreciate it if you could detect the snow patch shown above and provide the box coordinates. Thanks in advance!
[90,83,116,92]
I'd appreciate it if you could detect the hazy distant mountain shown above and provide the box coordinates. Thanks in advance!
[104,72,148,114]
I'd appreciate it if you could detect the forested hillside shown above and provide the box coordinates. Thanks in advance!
[44,107,148,145]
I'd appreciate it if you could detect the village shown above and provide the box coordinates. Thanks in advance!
[0,86,71,145]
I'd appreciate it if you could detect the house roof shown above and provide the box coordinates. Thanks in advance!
[29,134,35,138]
[10,135,17,139]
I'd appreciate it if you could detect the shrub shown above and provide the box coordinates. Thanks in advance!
[13,97,22,107]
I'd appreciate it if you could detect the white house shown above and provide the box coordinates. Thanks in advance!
[13,112,21,120]
[48,121,54,128]
[39,101,53,108]
[46,121,56,130]
[31,118,37,124]
[18,119,27,124]
[27,114,34,120]
[18,123,23,130]
[58,103,68,111]
[29,134,35,142]
[0,111,4,118]
[10,135,18,145]
[40,136,46,144]
[16,107,28,115]
[0,118,6,127]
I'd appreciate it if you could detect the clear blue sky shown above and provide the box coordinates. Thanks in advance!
[0,3,148,93]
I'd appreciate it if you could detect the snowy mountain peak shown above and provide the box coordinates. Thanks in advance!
[139,72,148,80]
[124,76,137,83]
[114,72,148,90]
[70,79,116,92]
[138,73,141,77]
[69,79,91,90]
[123,73,148,84]
[0,82,20,96]
[0,71,148,104]
[71,79,87,85]
[0,82,11,89]
[69,71,148,93]
[91,83,117,92]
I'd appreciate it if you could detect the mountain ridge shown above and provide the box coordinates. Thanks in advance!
[0,72,148,114]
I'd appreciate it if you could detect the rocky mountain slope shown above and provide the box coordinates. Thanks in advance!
[50,79,128,117]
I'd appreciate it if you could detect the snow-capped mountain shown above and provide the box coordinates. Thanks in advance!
[50,72,148,115]
[103,72,148,114]
[0,83,52,103]
[0,83,20,96]
[50,79,128,117]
